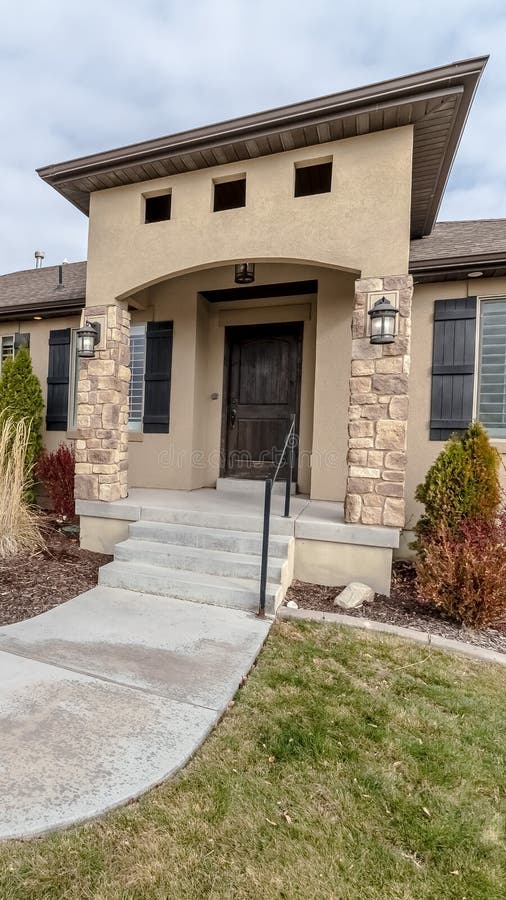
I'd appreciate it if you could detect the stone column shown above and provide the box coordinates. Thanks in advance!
[74,301,130,502]
[345,275,413,528]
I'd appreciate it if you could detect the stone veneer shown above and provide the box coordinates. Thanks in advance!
[344,275,413,529]
[74,302,131,502]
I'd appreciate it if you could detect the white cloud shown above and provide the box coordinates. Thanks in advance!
[1,0,505,272]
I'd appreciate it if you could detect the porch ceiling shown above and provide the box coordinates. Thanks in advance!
[37,57,487,239]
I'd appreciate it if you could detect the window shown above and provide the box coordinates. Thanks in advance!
[67,325,147,432]
[128,325,146,431]
[68,330,81,430]
[1,335,14,371]
[213,176,246,212]
[478,298,506,438]
[294,160,332,197]
[144,192,171,223]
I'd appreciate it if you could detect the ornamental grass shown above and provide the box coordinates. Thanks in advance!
[0,417,44,559]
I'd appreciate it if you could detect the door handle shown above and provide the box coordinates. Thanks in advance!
[230,404,237,428]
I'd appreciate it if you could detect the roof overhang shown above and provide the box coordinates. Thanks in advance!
[37,56,488,239]
[0,297,85,322]
[410,251,506,284]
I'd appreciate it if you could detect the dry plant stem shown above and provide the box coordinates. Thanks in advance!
[0,417,44,559]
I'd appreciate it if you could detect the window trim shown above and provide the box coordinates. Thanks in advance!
[128,323,146,432]
[212,173,247,212]
[67,329,80,431]
[293,156,333,198]
[142,188,172,224]
[474,294,506,441]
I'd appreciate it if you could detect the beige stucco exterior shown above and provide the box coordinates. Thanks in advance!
[77,125,414,504]
[85,126,414,307]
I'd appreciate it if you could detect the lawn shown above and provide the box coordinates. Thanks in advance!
[1,622,504,900]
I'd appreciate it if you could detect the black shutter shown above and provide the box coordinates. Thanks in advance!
[46,328,71,431]
[143,321,173,433]
[430,297,477,440]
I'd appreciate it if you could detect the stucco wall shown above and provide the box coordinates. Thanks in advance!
[406,277,506,531]
[126,262,355,499]
[85,126,414,307]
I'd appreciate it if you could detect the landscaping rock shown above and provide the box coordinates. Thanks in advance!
[286,600,299,609]
[334,582,375,609]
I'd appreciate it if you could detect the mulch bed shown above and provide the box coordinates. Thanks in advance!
[0,518,111,626]
[285,561,506,655]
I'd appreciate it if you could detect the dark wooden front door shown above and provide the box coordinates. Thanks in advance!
[222,322,302,479]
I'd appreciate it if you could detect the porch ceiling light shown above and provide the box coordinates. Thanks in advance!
[368,296,399,345]
[76,320,101,358]
[234,262,255,284]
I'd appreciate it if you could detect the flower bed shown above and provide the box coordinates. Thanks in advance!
[0,517,111,625]
[284,562,506,655]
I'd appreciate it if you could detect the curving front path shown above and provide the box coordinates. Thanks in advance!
[0,587,270,841]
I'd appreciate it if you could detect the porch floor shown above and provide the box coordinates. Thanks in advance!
[76,487,399,549]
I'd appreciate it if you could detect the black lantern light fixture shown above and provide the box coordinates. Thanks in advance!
[234,262,255,284]
[76,320,101,358]
[368,296,399,345]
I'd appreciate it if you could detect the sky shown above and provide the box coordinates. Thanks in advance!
[1,0,505,274]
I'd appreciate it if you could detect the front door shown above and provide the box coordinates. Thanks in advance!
[222,322,303,479]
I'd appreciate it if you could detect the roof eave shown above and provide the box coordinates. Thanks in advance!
[37,55,489,236]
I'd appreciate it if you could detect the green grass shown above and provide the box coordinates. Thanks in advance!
[1,622,505,899]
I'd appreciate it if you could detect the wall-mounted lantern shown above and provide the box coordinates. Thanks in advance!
[368,296,399,344]
[76,321,101,358]
[234,262,255,284]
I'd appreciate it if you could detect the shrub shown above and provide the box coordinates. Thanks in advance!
[0,347,44,500]
[37,443,76,521]
[0,417,44,558]
[415,514,506,629]
[414,422,500,545]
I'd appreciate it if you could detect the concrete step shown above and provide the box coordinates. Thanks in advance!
[138,504,295,536]
[129,520,292,558]
[216,478,296,496]
[115,538,286,581]
[99,560,280,614]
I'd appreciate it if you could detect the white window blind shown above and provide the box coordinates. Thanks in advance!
[129,325,146,431]
[478,298,506,438]
[68,330,80,430]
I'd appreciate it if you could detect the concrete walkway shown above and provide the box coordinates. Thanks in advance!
[0,587,270,841]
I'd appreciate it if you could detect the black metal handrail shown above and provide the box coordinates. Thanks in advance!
[258,413,296,617]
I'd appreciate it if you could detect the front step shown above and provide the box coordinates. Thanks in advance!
[129,520,291,557]
[137,504,294,536]
[216,477,296,496]
[99,560,281,614]
[115,538,286,581]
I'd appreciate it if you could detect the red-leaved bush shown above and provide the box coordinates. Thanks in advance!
[37,443,75,521]
[415,512,506,629]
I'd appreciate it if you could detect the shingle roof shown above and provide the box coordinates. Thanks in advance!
[410,219,506,262]
[0,261,86,316]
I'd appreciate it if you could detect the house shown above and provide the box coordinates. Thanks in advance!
[2,55,505,605]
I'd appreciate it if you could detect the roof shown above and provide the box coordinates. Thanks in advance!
[37,57,488,239]
[410,220,506,282]
[0,262,86,320]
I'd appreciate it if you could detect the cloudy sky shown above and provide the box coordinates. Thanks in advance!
[1,0,504,274]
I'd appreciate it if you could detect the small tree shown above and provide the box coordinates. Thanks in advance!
[37,443,76,521]
[0,348,44,499]
[414,422,500,546]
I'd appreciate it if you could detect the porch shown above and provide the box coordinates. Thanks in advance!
[74,262,412,600]
[77,483,399,603]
